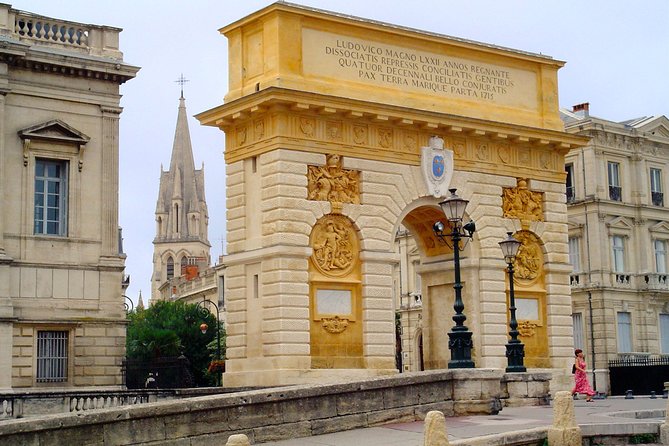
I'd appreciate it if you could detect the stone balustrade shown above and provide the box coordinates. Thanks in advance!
[0,389,167,419]
[0,4,123,59]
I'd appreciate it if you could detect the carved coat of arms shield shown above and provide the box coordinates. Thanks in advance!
[421,136,453,198]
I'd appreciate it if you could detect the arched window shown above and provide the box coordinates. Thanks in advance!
[166,257,174,280]
[180,256,188,275]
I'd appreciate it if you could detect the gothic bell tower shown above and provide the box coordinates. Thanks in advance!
[151,85,210,302]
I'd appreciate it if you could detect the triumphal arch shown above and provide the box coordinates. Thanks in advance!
[197,3,586,387]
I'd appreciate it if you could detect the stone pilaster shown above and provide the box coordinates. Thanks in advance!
[99,106,123,263]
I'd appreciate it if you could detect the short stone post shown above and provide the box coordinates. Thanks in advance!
[423,410,450,446]
[225,434,251,446]
[660,397,669,445]
[547,390,582,446]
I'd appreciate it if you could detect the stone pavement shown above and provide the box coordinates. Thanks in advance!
[260,396,667,445]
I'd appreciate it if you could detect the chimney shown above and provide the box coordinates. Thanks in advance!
[572,102,590,118]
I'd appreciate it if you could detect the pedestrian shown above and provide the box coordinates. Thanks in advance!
[571,348,595,402]
[145,372,157,389]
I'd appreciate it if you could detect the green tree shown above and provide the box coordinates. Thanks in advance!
[126,300,218,386]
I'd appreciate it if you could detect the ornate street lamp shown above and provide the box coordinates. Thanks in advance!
[196,298,222,386]
[123,295,134,313]
[499,232,526,372]
[433,188,476,369]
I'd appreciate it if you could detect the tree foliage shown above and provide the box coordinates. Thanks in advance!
[126,300,219,386]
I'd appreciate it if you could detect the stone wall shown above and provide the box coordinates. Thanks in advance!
[0,369,550,445]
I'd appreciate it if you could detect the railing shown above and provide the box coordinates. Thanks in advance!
[0,6,123,58]
[609,185,622,201]
[566,186,575,203]
[644,273,669,291]
[0,389,163,419]
[14,16,89,47]
[652,191,664,207]
[613,273,631,287]
[569,273,583,287]
[609,354,669,395]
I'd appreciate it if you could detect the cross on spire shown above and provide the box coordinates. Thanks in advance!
[175,73,189,98]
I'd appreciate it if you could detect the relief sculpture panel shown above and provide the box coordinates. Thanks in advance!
[307,154,360,204]
[310,214,359,277]
[502,178,543,223]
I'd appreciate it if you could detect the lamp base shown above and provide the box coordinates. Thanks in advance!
[448,330,475,369]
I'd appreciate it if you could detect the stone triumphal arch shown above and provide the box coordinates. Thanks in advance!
[197,3,586,387]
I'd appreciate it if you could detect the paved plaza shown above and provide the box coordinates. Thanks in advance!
[261,396,667,445]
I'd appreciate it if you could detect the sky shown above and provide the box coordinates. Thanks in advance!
[10,1,669,307]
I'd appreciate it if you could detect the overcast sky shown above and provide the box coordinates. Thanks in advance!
[10,1,669,307]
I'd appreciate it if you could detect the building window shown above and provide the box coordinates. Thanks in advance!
[608,161,621,201]
[565,163,575,203]
[612,235,625,272]
[572,313,584,350]
[218,275,225,308]
[34,159,68,236]
[660,314,669,354]
[655,240,667,274]
[180,256,188,275]
[166,257,174,280]
[651,168,664,206]
[617,311,633,353]
[36,330,69,383]
[568,237,581,272]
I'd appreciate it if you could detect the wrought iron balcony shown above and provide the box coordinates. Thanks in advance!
[566,186,575,203]
[652,191,664,207]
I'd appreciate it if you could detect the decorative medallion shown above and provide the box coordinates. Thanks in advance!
[476,143,489,160]
[254,120,264,140]
[299,117,315,137]
[322,316,350,334]
[307,154,360,204]
[353,125,368,145]
[420,136,454,198]
[453,141,466,158]
[502,178,544,223]
[310,214,359,277]
[326,121,342,141]
[378,128,392,148]
[513,230,543,284]
[403,132,417,153]
[517,320,541,337]
[498,145,511,164]
[236,126,247,146]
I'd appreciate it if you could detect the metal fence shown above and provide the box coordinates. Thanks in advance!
[122,356,195,389]
[608,355,669,396]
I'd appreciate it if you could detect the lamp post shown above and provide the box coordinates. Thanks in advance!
[433,188,476,369]
[123,295,134,313]
[499,232,526,372]
[196,298,222,386]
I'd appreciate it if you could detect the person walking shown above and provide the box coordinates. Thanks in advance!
[572,348,596,402]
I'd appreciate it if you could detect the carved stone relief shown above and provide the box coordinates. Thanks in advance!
[299,117,315,137]
[378,128,392,148]
[498,144,511,164]
[518,320,542,337]
[236,126,247,146]
[307,154,360,204]
[326,121,343,141]
[310,214,359,277]
[513,230,543,284]
[322,316,349,334]
[353,125,368,145]
[254,120,264,140]
[502,178,544,223]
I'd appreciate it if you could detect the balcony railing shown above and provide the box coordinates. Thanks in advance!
[566,186,575,203]
[609,185,622,201]
[644,273,669,291]
[652,191,664,207]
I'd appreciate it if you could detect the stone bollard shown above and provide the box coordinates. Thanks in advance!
[660,398,669,445]
[423,410,450,446]
[547,390,582,446]
[225,434,251,446]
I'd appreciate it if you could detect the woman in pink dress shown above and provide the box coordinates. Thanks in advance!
[572,348,596,402]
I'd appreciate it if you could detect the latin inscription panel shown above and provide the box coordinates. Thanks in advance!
[303,28,538,110]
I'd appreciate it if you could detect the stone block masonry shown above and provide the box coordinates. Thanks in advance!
[0,369,549,445]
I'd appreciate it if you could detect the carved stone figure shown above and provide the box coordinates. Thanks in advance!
[311,214,358,277]
[299,117,315,137]
[353,125,367,145]
[513,231,543,283]
[307,154,360,204]
[502,178,543,222]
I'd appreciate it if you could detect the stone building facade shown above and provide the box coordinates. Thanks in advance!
[563,104,669,393]
[197,3,586,387]
[0,5,138,388]
[151,94,211,304]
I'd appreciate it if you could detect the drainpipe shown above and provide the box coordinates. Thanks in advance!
[582,143,598,394]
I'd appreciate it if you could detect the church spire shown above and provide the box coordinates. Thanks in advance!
[152,82,211,303]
